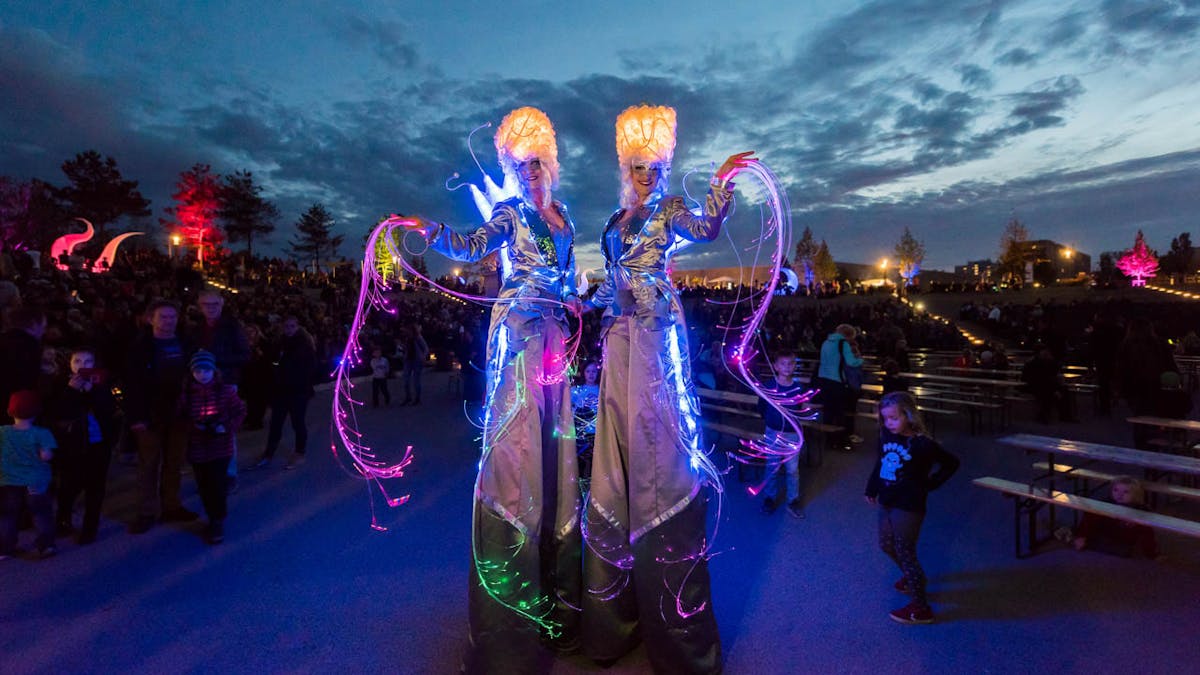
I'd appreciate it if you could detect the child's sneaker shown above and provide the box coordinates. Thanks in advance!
[889,602,934,624]
[761,497,778,514]
[285,453,306,470]
[786,499,805,519]
[894,577,913,594]
[38,545,58,559]
[1053,526,1073,544]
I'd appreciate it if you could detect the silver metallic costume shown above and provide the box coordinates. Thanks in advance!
[427,196,582,672]
[584,183,732,674]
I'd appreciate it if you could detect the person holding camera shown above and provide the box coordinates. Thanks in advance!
[47,347,117,544]
[179,350,245,544]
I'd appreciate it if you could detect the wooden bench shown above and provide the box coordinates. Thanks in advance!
[1030,462,1200,503]
[695,387,835,472]
[973,476,1200,557]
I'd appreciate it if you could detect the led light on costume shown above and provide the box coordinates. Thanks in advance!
[334,110,583,638]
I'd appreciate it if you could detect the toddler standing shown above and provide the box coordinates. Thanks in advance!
[865,391,959,624]
[0,391,59,559]
[180,351,245,544]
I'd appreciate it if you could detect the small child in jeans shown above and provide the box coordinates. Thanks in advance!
[758,351,806,518]
[0,391,59,559]
[370,347,392,408]
[865,391,959,624]
[180,351,246,544]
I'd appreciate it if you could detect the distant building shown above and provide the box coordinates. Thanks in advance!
[954,259,997,282]
[1022,239,1090,282]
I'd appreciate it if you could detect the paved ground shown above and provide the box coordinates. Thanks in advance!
[3,370,1199,674]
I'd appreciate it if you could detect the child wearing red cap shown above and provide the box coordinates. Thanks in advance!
[0,390,59,559]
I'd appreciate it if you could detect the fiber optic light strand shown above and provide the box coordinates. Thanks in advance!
[719,161,815,498]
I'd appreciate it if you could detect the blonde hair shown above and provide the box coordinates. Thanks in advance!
[494,107,559,208]
[615,104,676,210]
[878,391,927,436]
[1111,475,1145,504]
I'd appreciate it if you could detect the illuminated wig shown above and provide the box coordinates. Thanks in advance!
[615,104,676,210]
[495,107,559,209]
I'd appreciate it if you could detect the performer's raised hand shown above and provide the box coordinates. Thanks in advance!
[384,213,438,239]
[715,151,757,183]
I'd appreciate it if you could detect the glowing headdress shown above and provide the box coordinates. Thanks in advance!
[494,107,559,205]
[615,105,676,209]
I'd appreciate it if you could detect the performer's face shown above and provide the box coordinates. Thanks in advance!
[630,161,662,201]
[517,158,544,188]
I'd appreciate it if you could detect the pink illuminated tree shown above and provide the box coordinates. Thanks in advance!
[1116,230,1159,286]
[161,164,223,267]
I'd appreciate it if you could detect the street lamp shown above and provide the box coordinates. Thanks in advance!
[170,233,181,259]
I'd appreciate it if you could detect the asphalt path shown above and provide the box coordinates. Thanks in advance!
[3,371,1198,674]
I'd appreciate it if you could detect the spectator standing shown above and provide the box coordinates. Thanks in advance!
[240,324,272,430]
[179,351,246,544]
[1021,346,1076,424]
[1088,312,1123,417]
[400,324,429,406]
[254,316,316,469]
[370,346,392,407]
[1117,319,1177,448]
[46,348,117,544]
[0,391,58,558]
[815,324,863,451]
[123,300,197,534]
[0,307,47,424]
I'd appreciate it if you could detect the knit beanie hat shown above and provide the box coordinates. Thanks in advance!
[8,390,41,420]
[189,350,216,371]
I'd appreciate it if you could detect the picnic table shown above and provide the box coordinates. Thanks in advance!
[1126,416,1200,456]
[980,433,1200,556]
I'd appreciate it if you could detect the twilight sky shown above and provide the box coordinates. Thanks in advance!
[2,0,1199,274]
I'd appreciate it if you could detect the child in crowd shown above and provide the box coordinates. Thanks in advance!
[758,350,806,518]
[880,358,909,395]
[0,391,59,559]
[865,391,959,624]
[180,350,245,544]
[369,346,391,408]
[48,348,118,544]
[1060,477,1160,559]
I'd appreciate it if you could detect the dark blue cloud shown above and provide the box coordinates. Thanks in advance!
[996,47,1038,66]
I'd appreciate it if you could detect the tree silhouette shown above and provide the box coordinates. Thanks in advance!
[53,151,151,234]
[291,203,344,273]
[813,240,837,285]
[1116,230,1159,286]
[893,226,926,294]
[794,226,819,288]
[162,164,222,267]
[1160,232,1193,282]
[998,217,1029,285]
[219,170,278,259]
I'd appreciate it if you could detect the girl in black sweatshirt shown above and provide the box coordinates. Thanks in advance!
[865,391,959,625]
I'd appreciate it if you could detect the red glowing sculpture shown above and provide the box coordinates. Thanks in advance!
[1116,230,1159,287]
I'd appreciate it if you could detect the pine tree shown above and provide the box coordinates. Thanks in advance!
[291,203,344,273]
[794,226,819,288]
[813,240,837,285]
[219,170,278,259]
[53,151,151,234]
[1116,230,1159,286]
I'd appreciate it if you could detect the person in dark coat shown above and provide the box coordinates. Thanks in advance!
[122,300,197,534]
[47,348,118,544]
[253,316,316,469]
